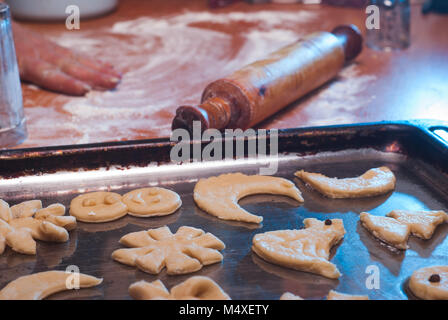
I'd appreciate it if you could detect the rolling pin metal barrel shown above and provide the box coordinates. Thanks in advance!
[172,24,363,132]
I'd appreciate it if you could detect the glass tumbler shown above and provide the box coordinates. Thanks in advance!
[366,0,411,51]
[0,3,26,148]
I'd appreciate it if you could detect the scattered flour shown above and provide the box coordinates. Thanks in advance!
[24,9,375,146]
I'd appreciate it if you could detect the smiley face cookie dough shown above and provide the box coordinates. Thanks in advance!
[409,266,448,300]
[69,192,127,223]
[122,187,181,217]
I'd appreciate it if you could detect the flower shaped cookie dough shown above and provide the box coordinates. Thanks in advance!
[252,218,346,279]
[129,276,230,300]
[112,226,225,275]
[0,199,76,255]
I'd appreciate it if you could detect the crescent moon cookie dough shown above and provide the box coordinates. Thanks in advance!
[194,173,304,224]
[0,200,76,255]
[360,210,447,250]
[112,225,225,275]
[129,276,230,300]
[326,290,369,300]
[0,270,102,300]
[252,218,346,279]
[122,187,181,217]
[409,266,448,300]
[294,166,396,199]
[69,191,128,223]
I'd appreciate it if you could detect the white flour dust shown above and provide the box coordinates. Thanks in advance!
[24,9,375,146]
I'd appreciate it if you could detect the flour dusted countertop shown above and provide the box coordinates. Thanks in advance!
[18,0,448,148]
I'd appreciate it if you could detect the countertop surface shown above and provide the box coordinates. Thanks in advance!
[15,0,448,148]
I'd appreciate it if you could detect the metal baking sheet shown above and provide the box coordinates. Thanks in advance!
[0,121,447,300]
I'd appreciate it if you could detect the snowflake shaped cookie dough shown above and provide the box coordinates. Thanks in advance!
[129,276,230,300]
[252,218,345,279]
[112,226,225,275]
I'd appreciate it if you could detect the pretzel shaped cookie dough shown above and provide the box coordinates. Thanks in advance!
[69,192,127,223]
[0,200,76,255]
[122,187,182,217]
[129,276,230,300]
[112,226,225,275]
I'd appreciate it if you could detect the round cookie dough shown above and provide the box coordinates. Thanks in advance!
[69,192,127,223]
[409,266,448,300]
[122,187,181,217]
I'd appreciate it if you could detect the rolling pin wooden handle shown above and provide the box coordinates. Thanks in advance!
[172,97,231,133]
[331,24,363,62]
[172,24,363,133]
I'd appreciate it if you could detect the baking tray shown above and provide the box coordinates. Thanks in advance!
[0,120,447,300]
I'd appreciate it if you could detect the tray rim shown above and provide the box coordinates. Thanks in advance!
[1,119,447,157]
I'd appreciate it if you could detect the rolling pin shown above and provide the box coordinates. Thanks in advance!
[172,24,363,132]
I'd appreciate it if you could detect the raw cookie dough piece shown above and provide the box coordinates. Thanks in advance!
[295,167,396,199]
[0,219,13,254]
[360,212,410,250]
[387,210,448,239]
[280,292,303,300]
[112,226,225,275]
[0,201,76,255]
[0,199,12,222]
[326,290,369,300]
[9,218,69,243]
[123,187,181,217]
[409,266,448,300]
[0,270,102,300]
[5,228,36,255]
[70,191,127,223]
[10,200,42,219]
[35,203,66,217]
[194,173,304,224]
[0,234,5,255]
[129,276,230,300]
[252,218,345,279]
